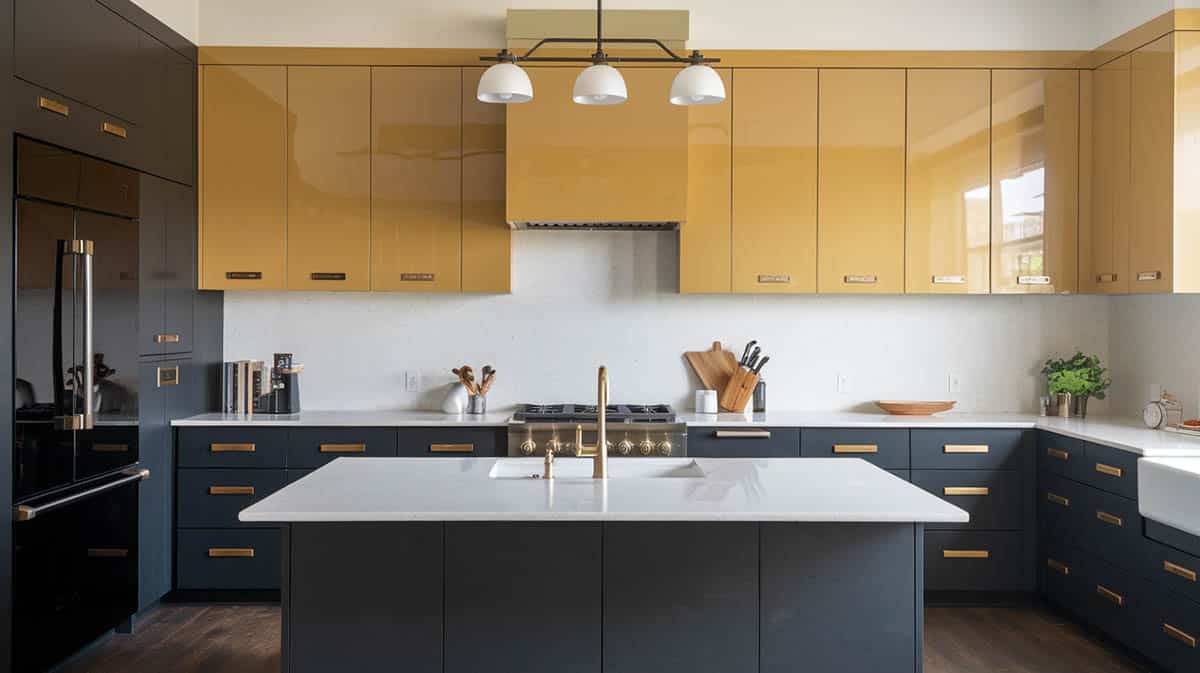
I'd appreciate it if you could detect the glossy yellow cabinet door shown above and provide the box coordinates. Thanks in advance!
[372,68,463,292]
[817,69,906,294]
[991,70,1079,294]
[1081,57,1131,294]
[905,70,991,294]
[680,68,732,294]
[462,67,511,294]
[199,66,287,290]
[286,67,372,291]
[1174,32,1200,293]
[1130,34,1175,293]
[731,69,817,294]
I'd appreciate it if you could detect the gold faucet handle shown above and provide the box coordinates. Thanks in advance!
[574,425,597,457]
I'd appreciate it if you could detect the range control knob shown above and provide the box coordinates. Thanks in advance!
[616,439,634,456]
[545,438,562,455]
[656,440,673,456]
[605,440,614,454]
[638,440,654,456]
[519,439,536,456]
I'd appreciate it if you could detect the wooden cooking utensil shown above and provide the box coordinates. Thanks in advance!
[685,341,739,393]
[720,368,759,413]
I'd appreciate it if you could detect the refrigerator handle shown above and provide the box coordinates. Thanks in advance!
[80,239,94,430]
[53,240,66,415]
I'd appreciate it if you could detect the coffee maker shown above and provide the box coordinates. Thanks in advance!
[256,353,302,414]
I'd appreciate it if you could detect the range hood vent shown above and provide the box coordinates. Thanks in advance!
[512,221,680,231]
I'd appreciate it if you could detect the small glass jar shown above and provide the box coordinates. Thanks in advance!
[467,393,487,415]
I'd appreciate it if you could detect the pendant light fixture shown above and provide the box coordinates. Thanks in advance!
[477,0,721,106]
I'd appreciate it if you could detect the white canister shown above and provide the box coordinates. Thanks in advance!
[695,389,718,414]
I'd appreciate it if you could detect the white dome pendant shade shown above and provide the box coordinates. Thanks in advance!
[572,64,628,105]
[476,62,533,103]
[669,64,726,105]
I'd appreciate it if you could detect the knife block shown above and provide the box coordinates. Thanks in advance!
[720,369,759,412]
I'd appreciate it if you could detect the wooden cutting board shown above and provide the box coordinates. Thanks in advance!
[685,341,739,393]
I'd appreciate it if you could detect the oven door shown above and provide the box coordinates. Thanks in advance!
[13,468,145,673]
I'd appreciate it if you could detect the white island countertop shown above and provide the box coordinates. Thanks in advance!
[239,457,969,524]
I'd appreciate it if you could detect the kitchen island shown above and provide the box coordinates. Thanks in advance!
[241,456,966,673]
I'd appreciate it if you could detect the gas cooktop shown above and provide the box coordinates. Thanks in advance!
[512,403,676,424]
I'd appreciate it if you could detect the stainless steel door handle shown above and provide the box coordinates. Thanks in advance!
[81,240,94,430]
[14,468,148,521]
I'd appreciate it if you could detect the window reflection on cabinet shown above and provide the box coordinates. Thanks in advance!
[906,69,991,294]
[991,70,1079,295]
[680,68,732,294]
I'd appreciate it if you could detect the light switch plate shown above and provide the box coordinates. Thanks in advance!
[837,373,852,394]
[947,373,961,394]
[404,370,420,392]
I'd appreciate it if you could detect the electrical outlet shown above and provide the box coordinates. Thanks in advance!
[404,370,420,393]
[837,373,852,394]
[947,373,961,395]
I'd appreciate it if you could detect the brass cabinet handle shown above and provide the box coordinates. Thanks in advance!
[431,443,474,453]
[1046,492,1071,507]
[944,486,989,496]
[401,273,435,282]
[86,548,129,558]
[1095,463,1124,478]
[1096,584,1125,607]
[101,121,128,139]
[1097,273,1118,283]
[1017,275,1051,285]
[714,430,771,439]
[833,444,878,454]
[210,443,256,453]
[209,486,256,496]
[225,271,263,280]
[1164,560,1198,582]
[1046,558,1071,576]
[843,274,878,284]
[757,274,791,284]
[1096,510,1124,527]
[932,275,966,284]
[155,333,181,344]
[1164,623,1198,648]
[943,550,990,559]
[1137,271,1163,282]
[38,96,70,116]
[319,443,366,454]
[944,444,988,454]
[1046,447,1070,461]
[157,366,179,387]
[208,548,255,558]
[310,272,347,281]
[92,443,129,453]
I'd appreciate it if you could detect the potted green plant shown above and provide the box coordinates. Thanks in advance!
[1042,351,1111,418]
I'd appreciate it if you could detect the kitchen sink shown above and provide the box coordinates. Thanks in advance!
[488,458,706,480]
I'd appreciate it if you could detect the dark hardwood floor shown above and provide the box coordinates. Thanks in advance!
[56,603,1148,673]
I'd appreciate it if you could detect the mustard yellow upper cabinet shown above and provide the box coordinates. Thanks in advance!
[286,66,372,291]
[905,69,991,294]
[731,69,818,294]
[462,67,511,294]
[199,65,287,290]
[1173,32,1200,293]
[1081,57,1131,294]
[372,67,463,292]
[991,70,1079,295]
[680,68,732,294]
[1130,34,1175,293]
[817,69,906,294]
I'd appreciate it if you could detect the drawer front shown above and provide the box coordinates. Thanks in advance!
[687,427,799,457]
[888,470,911,482]
[177,469,287,529]
[287,428,398,469]
[1141,536,1200,606]
[911,469,1022,531]
[1042,542,1085,612]
[800,429,909,469]
[178,428,289,468]
[1081,554,1153,651]
[1038,431,1086,482]
[910,429,1025,470]
[176,529,281,590]
[1083,442,1138,500]
[1039,472,1086,544]
[396,428,504,457]
[12,78,144,172]
[287,469,316,484]
[925,531,1023,591]
[1140,582,1200,673]
[1079,486,1142,570]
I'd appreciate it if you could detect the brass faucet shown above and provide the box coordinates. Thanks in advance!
[573,366,609,479]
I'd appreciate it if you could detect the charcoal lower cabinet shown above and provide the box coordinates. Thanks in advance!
[397,427,505,457]
[686,427,799,457]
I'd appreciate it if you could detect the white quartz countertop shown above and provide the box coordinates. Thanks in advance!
[238,457,969,524]
[171,410,512,427]
[1138,458,1200,537]
[678,411,1039,428]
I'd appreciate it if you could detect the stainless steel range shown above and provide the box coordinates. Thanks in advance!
[508,403,687,457]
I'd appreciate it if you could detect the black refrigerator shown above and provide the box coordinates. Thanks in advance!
[12,137,144,673]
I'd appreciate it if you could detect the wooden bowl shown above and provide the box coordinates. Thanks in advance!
[876,400,957,416]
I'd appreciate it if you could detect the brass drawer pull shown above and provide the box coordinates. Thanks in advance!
[1018,275,1051,285]
[1137,271,1163,282]
[319,443,367,454]
[101,121,128,139]
[1164,623,1198,648]
[844,274,878,284]
[1046,447,1070,461]
[92,443,129,453]
[38,96,70,117]
[401,273,435,282]
[1096,584,1125,607]
[155,333,181,344]
[757,274,791,284]
[1046,558,1071,576]
[944,444,989,454]
[1046,492,1071,507]
[226,271,263,280]
[209,486,256,496]
[208,548,255,558]
[1096,510,1124,527]
[87,548,129,558]
[431,443,474,453]
[833,444,878,454]
[944,487,989,496]
[310,272,347,281]
[932,275,965,284]
[943,550,990,559]
[1097,273,1118,283]
[1164,561,1198,582]
[714,430,771,439]
[157,366,179,387]
[210,443,256,453]
[1095,463,1124,478]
